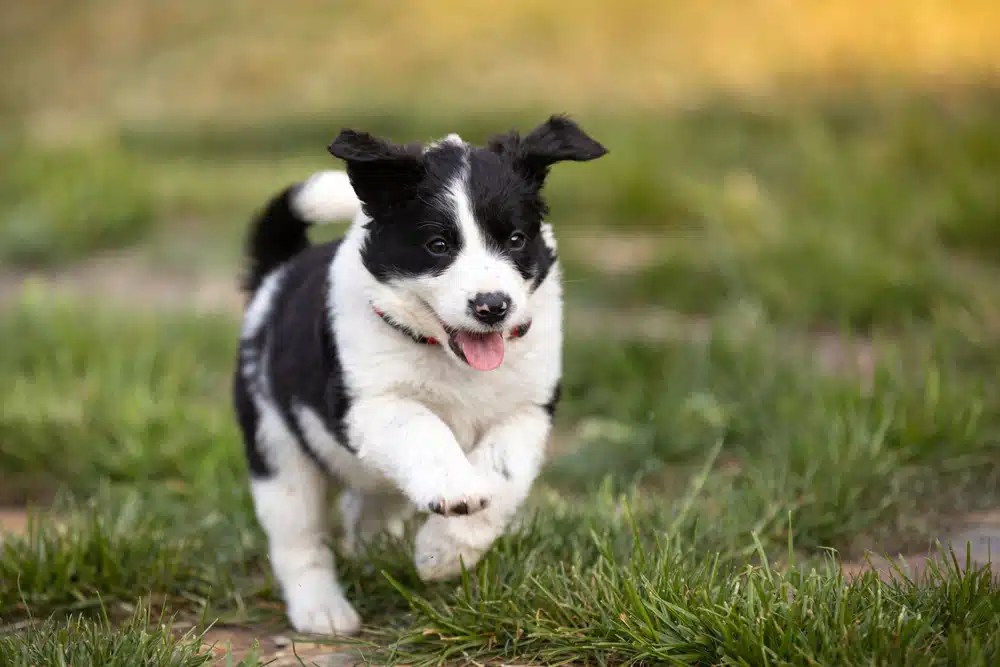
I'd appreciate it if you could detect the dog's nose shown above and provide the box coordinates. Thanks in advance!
[469,292,510,325]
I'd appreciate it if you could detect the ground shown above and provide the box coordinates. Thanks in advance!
[2,2,1000,665]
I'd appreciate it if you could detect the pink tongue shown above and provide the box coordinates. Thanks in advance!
[455,331,505,371]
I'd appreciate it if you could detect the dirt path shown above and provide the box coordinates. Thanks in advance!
[839,509,1000,582]
[0,508,30,538]
[0,251,243,314]
[197,626,360,667]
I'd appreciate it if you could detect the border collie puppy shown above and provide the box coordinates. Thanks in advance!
[233,116,606,634]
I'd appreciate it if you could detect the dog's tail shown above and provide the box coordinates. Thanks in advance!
[243,170,361,293]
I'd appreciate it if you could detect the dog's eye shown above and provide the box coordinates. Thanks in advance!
[426,237,450,256]
[507,231,527,251]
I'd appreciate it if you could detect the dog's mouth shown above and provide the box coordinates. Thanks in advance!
[447,330,506,371]
[374,300,529,371]
[399,298,530,371]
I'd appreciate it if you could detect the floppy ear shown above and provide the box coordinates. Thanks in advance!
[328,130,424,213]
[496,115,607,185]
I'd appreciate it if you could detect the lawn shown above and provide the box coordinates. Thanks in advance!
[2,289,998,663]
[2,2,1000,664]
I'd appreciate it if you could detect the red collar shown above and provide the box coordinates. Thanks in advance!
[372,305,531,346]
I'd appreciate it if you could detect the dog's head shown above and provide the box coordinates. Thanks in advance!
[329,116,606,370]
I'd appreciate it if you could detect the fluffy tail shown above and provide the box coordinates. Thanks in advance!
[243,170,361,293]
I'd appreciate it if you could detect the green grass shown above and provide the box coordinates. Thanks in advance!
[0,488,264,621]
[0,289,240,501]
[378,534,1000,666]
[0,602,230,667]
[0,139,153,266]
[5,90,1000,331]
[555,321,1000,558]
[553,93,1000,330]
[4,495,999,666]
[1,296,998,664]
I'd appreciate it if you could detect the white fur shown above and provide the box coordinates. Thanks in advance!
[344,395,495,513]
[426,132,464,151]
[330,180,562,577]
[249,412,360,635]
[540,222,558,252]
[291,170,362,224]
[292,401,386,491]
[241,267,285,340]
[242,145,563,634]
[414,406,550,580]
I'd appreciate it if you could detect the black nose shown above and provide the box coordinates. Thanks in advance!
[469,292,511,325]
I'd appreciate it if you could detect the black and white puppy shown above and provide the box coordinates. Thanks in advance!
[233,116,606,634]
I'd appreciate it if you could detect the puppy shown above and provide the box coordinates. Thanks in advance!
[233,116,606,634]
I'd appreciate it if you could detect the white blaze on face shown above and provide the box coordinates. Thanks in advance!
[418,170,528,370]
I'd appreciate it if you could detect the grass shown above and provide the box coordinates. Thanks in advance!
[1,296,998,663]
[0,488,263,622]
[378,535,1000,666]
[5,92,1000,330]
[555,319,1000,558]
[0,139,153,266]
[0,601,242,667]
[0,289,239,500]
[555,93,1000,330]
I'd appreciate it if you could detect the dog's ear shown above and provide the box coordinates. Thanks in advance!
[329,130,424,213]
[492,115,607,186]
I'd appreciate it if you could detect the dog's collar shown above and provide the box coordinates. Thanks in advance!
[371,305,531,346]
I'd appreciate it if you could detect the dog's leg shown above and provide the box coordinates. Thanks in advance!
[347,396,494,516]
[413,406,549,581]
[251,433,360,635]
[338,489,412,557]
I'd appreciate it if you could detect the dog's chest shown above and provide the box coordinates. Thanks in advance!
[394,349,541,451]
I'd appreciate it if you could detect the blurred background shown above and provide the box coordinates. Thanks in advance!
[2,1,999,325]
[2,0,1000,605]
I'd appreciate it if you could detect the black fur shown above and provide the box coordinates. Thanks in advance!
[336,138,468,282]
[234,241,354,479]
[233,359,268,476]
[330,116,604,289]
[328,130,425,214]
[490,114,608,187]
[477,115,604,287]
[532,243,557,291]
[542,380,562,417]
[265,242,354,455]
[243,186,311,293]
[466,146,551,285]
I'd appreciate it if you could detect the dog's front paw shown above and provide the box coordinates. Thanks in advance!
[413,473,493,517]
[427,494,490,516]
[285,573,361,636]
[413,513,500,582]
